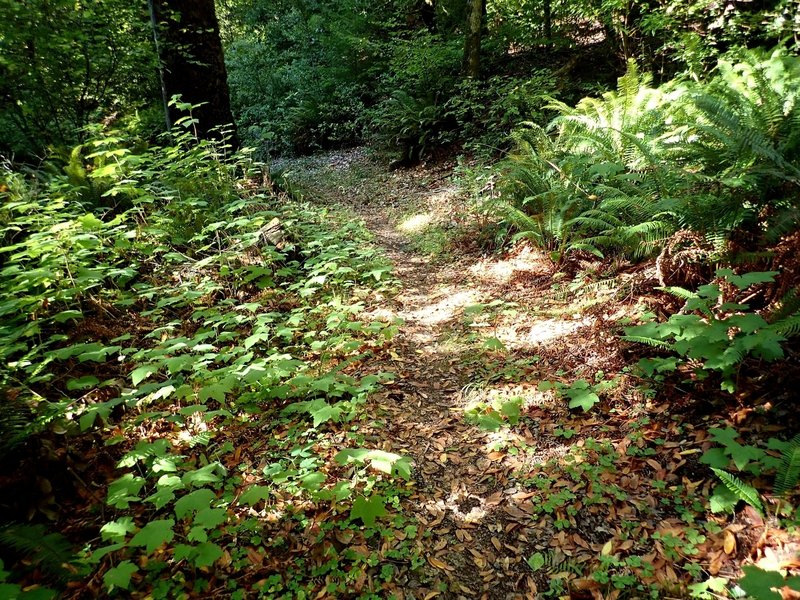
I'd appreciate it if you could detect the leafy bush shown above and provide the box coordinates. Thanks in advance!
[1,122,410,594]
[494,48,800,263]
[623,270,800,391]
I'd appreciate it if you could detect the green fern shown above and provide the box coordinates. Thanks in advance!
[658,286,698,301]
[0,400,33,455]
[770,287,800,322]
[775,434,800,497]
[712,468,765,515]
[772,314,800,337]
[0,524,74,581]
[621,335,673,350]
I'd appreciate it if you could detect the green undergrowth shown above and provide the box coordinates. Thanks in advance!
[0,127,418,597]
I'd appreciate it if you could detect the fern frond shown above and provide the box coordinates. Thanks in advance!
[769,288,800,322]
[657,286,698,301]
[712,468,764,515]
[621,335,673,349]
[775,434,800,497]
[0,523,74,581]
[772,315,800,337]
[0,400,33,455]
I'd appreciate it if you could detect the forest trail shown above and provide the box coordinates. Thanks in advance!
[278,149,595,599]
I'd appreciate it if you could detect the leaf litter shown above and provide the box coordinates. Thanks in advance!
[278,147,800,599]
[7,146,799,599]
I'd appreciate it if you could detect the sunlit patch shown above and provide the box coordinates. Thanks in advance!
[495,317,587,349]
[522,442,574,469]
[422,494,488,525]
[469,245,551,285]
[398,212,434,233]
[361,307,398,322]
[404,288,481,326]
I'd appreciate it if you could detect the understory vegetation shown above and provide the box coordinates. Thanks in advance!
[2,0,800,597]
[0,126,414,597]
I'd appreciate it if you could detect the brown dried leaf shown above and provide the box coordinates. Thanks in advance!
[723,530,736,555]
[428,557,454,571]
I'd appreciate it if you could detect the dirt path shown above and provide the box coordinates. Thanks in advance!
[279,149,572,599]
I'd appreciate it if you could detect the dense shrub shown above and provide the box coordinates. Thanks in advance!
[495,47,800,262]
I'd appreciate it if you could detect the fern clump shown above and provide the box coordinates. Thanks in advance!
[495,48,800,265]
[775,434,800,497]
[0,524,75,582]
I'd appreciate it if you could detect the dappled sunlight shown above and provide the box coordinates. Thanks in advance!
[398,212,434,233]
[495,317,588,349]
[401,288,482,327]
[468,245,552,286]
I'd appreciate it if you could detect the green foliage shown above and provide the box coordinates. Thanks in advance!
[495,49,800,264]
[538,377,618,411]
[739,565,800,600]
[0,124,413,595]
[349,494,388,528]
[495,62,684,261]
[624,270,798,391]
[775,434,800,497]
[701,427,800,522]
[464,396,524,431]
[711,468,765,516]
[0,0,158,157]
[0,525,74,582]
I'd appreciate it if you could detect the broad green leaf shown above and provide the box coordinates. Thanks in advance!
[193,542,224,568]
[527,552,545,572]
[144,487,176,510]
[103,561,137,590]
[482,337,506,351]
[66,376,99,391]
[188,526,208,543]
[709,483,738,514]
[499,398,522,424]
[239,485,270,506]
[78,213,105,230]
[117,439,170,468]
[194,508,227,530]
[100,517,136,543]
[563,381,600,411]
[477,412,504,431]
[717,270,779,290]
[350,494,387,527]
[174,489,216,518]
[173,544,194,563]
[106,474,145,509]
[700,448,729,469]
[199,379,235,403]
[738,565,785,600]
[182,463,224,487]
[293,468,322,489]
[129,519,175,554]
[334,449,412,479]
[130,364,158,386]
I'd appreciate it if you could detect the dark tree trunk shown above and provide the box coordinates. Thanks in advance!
[544,0,552,43]
[149,0,238,144]
[463,0,485,78]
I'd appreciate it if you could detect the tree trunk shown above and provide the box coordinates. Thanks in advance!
[463,0,485,78]
[544,0,552,43]
[149,0,238,144]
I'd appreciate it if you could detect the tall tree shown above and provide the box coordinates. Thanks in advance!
[463,0,485,77]
[149,0,238,143]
